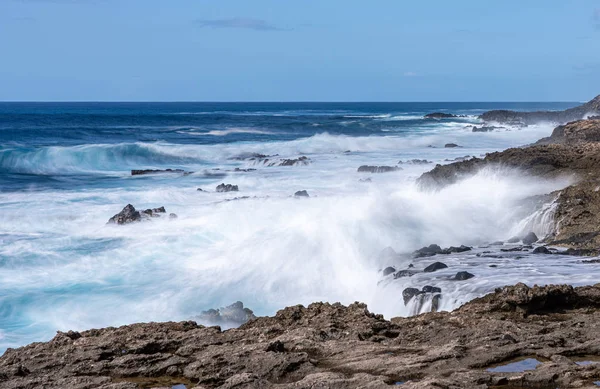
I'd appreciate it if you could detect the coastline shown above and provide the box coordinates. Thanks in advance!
[3,98,600,388]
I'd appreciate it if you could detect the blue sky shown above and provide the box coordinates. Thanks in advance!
[1,0,599,101]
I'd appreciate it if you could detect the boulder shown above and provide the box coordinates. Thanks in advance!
[454,271,475,280]
[382,267,396,276]
[294,190,309,198]
[423,262,448,273]
[441,245,472,254]
[413,244,443,258]
[216,183,239,192]
[422,285,442,294]
[402,287,422,305]
[444,143,460,148]
[107,204,141,225]
[357,165,402,173]
[532,246,551,254]
[522,232,539,245]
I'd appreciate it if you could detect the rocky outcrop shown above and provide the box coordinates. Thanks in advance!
[535,119,600,145]
[216,183,239,192]
[3,284,600,388]
[479,95,600,125]
[131,169,188,176]
[424,112,458,119]
[107,205,172,225]
[357,165,402,173]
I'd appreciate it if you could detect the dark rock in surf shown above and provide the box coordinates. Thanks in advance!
[472,126,504,132]
[422,285,442,294]
[278,156,310,167]
[394,269,419,278]
[197,188,205,192]
[357,165,402,173]
[431,294,442,312]
[131,169,187,176]
[413,244,443,258]
[532,246,552,254]
[359,178,372,183]
[402,288,422,305]
[294,190,309,198]
[423,262,448,273]
[399,159,431,165]
[522,232,539,245]
[424,112,458,119]
[444,143,460,148]
[382,267,396,276]
[216,183,239,192]
[169,213,177,219]
[454,271,475,280]
[107,204,141,225]
[441,245,472,254]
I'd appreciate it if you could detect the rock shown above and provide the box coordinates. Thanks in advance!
[423,262,448,273]
[393,269,419,278]
[230,152,275,161]
[472,126,504,132]
[294,190,309,198]
[507,236,521,243]
[193,301,256,327]
[536,119,600,145]
[197,188,205,192]
[357,165,402,173]
[169,213,178,219]
[5,284,600,388]
[278,156,310,167]
[108,204,141,224]
[216,183,239,192]
[454,271,475,280]
[382,267,396,276]
[422,285,442,294]
[522,232,539,245]
[233,168,257,172]
[413,244,443,258]
[424,112,458,119]
[444,143,460,148]
[532,246,552,254]
[479,95,600,125]
[402,287,422,305]
[441,245,471,254]
[398,159,431,165]
[131,168,187,176]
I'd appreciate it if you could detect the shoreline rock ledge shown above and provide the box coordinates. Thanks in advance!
[1,283,600,388]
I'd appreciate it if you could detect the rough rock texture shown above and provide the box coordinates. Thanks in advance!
[536,119,600,145]
[216,184,239,193]
[357,165,402,173]
[3,284,600,388]
[480,95,600,125]
[107,205,170,225]
[192,302,256,327]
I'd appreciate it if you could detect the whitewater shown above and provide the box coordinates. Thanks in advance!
[1,101,599,354]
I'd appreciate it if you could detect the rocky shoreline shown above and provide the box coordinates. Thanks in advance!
[3,98,600,388]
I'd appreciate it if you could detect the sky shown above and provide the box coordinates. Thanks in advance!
[0,0,599,101]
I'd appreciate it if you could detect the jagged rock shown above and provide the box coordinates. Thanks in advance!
[423,262,448,273]
[398,159,431,165]
[216,183,239,192]
[454,271,475,280]
[532,246,552,254]
[444,143,460,148]
[278,156,310,167]
[193,301,256,327]
[357,165,402,173]
[107,204,170,225]
[5,284,600,388]
[424,112,458,119]
[522,232,539,245]
[294,190,309,198]
[131,168,187,176]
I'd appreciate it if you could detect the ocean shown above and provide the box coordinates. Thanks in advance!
[1,101,598,354]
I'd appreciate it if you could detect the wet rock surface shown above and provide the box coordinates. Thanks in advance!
[131,169,188,176]
[293,190,309,198]
[357,165,402,173]
[3,284,600,388]
[424,112,459,119]
[108,204,171,225]
[216,183,239,192]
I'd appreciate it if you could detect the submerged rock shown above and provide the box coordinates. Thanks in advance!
[423,261,448,273]
[454,271,475,280]
[357,165,402,173]
[424,112,458,119]
[131,168,187,176]
[216,183,239,192]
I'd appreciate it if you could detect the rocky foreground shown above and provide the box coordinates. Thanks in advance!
[1,284,600,389]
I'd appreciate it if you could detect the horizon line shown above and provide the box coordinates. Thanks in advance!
[0,100,583,104]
